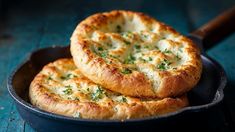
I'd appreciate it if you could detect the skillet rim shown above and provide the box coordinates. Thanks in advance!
[7,46,227,125]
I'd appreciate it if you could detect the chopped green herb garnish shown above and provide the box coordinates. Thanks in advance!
[47,76,52,81]
[87,88,90,92]
[124,54,136,64]
[142,34,148,39]
[63,85,73,95]
[121,31,133,39]
[97,47,103,51]
[106,60,113,64]
[114,107,118,111]
[110,54,119,59]
[124,40,131,45]
[157,63,166,70]
[120,97,127,103]
[93,46,108,58]
[121,68,132,74]
[60,73,77,80]
[134,45,141,49]
[164,59,172,65]
[163,49,172,54]
[134,45,141,53]
[154,45,159,50]
[116,25,121,33]
[60,76,67,80]
[100,52,108,58]
[148,57,153,61]
[175,53,181,61]
[139,57,147,63]
[160,36,166,40]
[91,86,104,101]
[144,45,149,49]
[107,43,112,47]
[140,31,148,39]
[74,97,80,101]
[178,46,183,53]
[157,59,172,70]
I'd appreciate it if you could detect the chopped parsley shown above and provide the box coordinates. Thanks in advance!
[116,25,122,33]
[139,57,152,62]
[86,88,90,92]
[139,57,147,63]
[157,59,172,70]
[142,34,148,39]
[178,46,183,53]
[60,73,77,80]
[74,97,80,101]
[107,43,112,47]
[93,47,108,58]
[124,54,136,64]
[97,47,103,51]
[47,76,52,81]
[163,49,172,54]
[106,60,112,64]
[124,40,131,45]
[157,63,166,70]
[140,31,148,39]
[120,97,127,103]
[144,45,149,49]
[134,45,141,49]
[163,59,172,65]
[175,53,181,61]
[63,85,73,95]
[121,68,132,74]
[160,36,166,40]
[154,45,159,50]
[100,52,108,58]
[91,86,104,101]
[110,54,120,59]
[121,31,133,38]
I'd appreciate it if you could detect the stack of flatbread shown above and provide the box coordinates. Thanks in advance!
[29,10,202,120]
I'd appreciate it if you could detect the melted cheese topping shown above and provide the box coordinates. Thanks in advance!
[39,59,160,106]
[30,58,188,119]
[70,11,201,97]
[89,29,188,91]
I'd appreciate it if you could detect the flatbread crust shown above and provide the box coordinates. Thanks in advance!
[70,10,202,98]
[29,58,188,120]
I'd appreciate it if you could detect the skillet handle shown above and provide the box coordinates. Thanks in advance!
[189,6,235,50]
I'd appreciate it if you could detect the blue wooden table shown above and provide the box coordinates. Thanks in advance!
[0,0,235,131]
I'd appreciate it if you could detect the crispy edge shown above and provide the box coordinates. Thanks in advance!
[29,59,188,120]
[70,10,202,98]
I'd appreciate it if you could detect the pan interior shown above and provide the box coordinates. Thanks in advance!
[11,46,223,115]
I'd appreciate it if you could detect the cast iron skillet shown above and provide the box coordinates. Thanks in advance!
[7,7,235,132]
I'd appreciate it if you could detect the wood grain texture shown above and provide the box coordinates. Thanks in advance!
[0,0,234,131]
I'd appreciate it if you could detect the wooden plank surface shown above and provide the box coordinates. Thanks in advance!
[0,0,234,131]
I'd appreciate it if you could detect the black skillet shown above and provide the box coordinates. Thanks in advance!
[7,7,235,132]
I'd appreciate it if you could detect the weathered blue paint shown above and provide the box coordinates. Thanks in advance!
[0,0,235,131]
